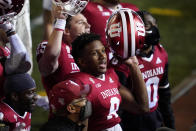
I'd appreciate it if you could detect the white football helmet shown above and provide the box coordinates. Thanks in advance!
[52,0,88,16]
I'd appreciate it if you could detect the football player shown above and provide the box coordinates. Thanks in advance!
[62,33,149,131]
[40,79,92,131]
[0,73,37,131]
[36,5,90,114]
[119,11,175,131]
[0,19,31,99]
[82,0,139,46]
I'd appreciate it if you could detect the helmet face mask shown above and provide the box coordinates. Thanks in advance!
[106,8,145,60]
[52,0,89,16]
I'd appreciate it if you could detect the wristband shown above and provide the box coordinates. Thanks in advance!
[6,29,15,37]
[54,19,66,31]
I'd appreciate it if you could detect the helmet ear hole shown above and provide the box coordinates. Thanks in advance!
[106,8,145,60]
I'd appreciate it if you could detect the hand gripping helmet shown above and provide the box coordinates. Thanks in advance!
[52,0,89,16]
[106,8,145,59]
[0,0,25,20]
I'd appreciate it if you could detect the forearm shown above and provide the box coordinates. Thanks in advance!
[38,30,63,76]
[39,16,66,76]
[5,33,31,74]
[128,63,149,112]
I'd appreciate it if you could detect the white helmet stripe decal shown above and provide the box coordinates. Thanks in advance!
[128,10,136,57]
[119,10,128,59]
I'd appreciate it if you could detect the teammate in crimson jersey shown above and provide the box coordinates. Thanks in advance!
[36,5,90,96]
[54,33,149,131]
[119,11,175,131]
[36,40,80,95]
[36,6,90,115]
[82,0,139,46]
[0,73,37,131]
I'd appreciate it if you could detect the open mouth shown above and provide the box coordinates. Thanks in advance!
[99,60,107,69]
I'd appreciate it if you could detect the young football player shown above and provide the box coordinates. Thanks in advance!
[36,5,90,116]
[36,5,90,96]
[120,11,175,131]
[62,33,149,131]
[0,73,37,131]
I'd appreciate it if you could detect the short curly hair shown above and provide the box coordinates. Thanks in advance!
[71,33,101,66]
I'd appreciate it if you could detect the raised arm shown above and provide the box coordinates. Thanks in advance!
[0,21,31,74]
[119,56,149,114]
[38,6,67,76]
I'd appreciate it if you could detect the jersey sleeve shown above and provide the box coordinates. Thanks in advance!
[159,62,169,87]
[36,41,48,62]
[159,44,169,88]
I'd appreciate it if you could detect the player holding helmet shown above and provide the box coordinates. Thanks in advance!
[64,33,149,131]
[119,11,175,131]
[36,1,90,115]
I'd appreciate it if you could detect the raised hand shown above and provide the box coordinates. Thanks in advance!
[124,56,139,67]
[52,3,68,20]
[0,20,14,32]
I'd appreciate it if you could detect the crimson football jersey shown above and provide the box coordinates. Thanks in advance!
[0,46,10,99]
[82,2,139,46]
[67,68,122,131]
[137,44,169,112]
[0,101,31,131]
[36,41,80,95]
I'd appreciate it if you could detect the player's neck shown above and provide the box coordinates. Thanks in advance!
[143,45,153,54]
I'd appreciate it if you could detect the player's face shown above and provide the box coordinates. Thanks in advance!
[81,40,107,77]
[69,14,91,41]
[18,87,37,113]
